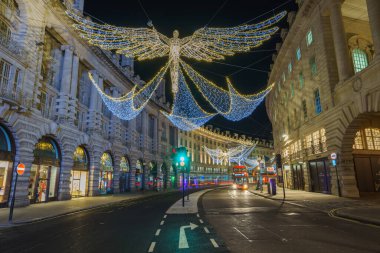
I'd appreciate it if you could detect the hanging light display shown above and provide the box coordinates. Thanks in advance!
[204,144,256,166]
[67,9,287,130]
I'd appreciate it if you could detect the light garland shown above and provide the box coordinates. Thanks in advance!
[204,144,256,165]
[67,9,286,131]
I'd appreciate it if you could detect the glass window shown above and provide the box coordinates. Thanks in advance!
[306,30,313,46]
[352,49,368,73]
[353,130,364,150]
[0,19,11,44]
[365,128,380,150]
[296,47,301,60]
[299,72,304,89]
[310,56,317,76]
[0,59,11,90]
[288,62,292,73]
[314,89,322,115]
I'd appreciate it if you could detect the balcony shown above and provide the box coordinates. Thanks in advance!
[0,86,32,110]
[0,36,28,63]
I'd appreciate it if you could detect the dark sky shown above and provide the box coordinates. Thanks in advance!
[83,0,298,140]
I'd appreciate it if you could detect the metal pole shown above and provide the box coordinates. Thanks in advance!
[187,173,189,200]
[281,166,286,200]
[182,170,185,207]
[8,163,19,223]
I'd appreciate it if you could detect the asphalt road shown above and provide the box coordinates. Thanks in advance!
[200,188,380,253]
[0,189,226,253]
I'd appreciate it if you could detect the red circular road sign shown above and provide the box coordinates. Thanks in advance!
[17,163,25,176]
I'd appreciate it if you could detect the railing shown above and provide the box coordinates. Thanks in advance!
[0,86,32,109]
[0,36,28,62]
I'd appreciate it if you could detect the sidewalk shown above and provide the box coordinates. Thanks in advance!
[250,185,380,226]
[0,190,175,228]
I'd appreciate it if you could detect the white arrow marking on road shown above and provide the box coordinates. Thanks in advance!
[179,222,198,249]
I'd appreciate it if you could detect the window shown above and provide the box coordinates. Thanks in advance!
[299,72,304,89]
[288,62,292,73]
[306,30,313,46]
[310,56,317,76]
[282,73,286,82]
[296,47,301,60]
[0,59,11,90]
[277,82,281,92]
[314,89,322,115]
[302,99,307,119]
[353,131,363,150]
[0,19,11,45]
[353,128,380,150]
[352,49,368,73]
[290,83,294,98]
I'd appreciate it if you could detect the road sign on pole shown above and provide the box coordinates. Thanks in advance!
[16,163,25,176]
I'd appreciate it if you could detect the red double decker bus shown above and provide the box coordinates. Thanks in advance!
[232,165,249,190]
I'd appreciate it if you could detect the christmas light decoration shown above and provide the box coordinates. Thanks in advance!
[204,144,256,165]
[67,9,286,130]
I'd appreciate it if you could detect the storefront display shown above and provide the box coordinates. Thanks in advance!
[29,137,61,203]
[308,158,331,194]
[99,152,113,194]
[0,125,14,207]
[71,146,89,197]
[135,160,143,190]
[119,157,130,192]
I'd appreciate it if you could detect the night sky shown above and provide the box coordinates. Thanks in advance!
[83,0,298,140]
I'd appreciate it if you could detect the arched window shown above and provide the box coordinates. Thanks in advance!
[353,128,380,150]
[352,49,369,73]
[100,152,113,171]
[120,157,130,172]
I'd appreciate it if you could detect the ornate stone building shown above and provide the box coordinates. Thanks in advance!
[0,0,179,207]
[179,125,274,184]
[266,0,380,197]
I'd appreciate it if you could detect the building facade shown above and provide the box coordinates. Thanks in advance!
[178,125,274,185]
[266,0,380,197]
[0,0,180,207]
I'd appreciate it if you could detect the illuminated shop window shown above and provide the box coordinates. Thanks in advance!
[296,47,301,60]
[353,128,380,150]
[288,62,292,73]
[353,131,363,150]
[352,49,368,73]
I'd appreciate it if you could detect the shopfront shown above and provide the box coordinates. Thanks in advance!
[283,164,292,189]
[147,162,157,190]
[308,158,331,194]
[29,137,61,203]
[71,146,89,197]
[99,152,113,194]
[119,156,130,193]
[135,160,143,190]
[291,163,305,190]
[0,125,14,207]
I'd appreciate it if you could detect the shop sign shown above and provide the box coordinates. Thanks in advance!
[17,163,25,176]
[330,152,337,160]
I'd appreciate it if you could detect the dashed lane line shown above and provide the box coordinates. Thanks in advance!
[210,238,219,248]
[155,229,161,236]
[197,213,200,218]
[160,220,165,225]
[199,219,204,224]
[148,242,156,252]
[164,215,167,219]
[204,227,210,234]
[233,227,252,242]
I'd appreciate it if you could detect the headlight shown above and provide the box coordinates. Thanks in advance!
[232,184,237,189]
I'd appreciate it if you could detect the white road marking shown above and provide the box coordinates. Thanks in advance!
[160,220,165,225]
[148,242,156,252]
[197,213,200,218]
[155,229,161,236]
[179,223,198,249]
[233,227,252,242]
[210,238,219,248]
[204,227,210,234]
[258,224,287,243]
[199,219,204,224]
[164,215,167,219]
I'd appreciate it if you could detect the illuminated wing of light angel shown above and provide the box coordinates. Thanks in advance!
[66,10,170,61]
[180,11,287,62]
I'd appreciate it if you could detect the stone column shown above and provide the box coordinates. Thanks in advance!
[366,0,380,60]
[329,0,354,81]
[70,55,79,98]
[129,157,137,192]
[58,153,74,201]
[87,71,101,133]
[112,153,121,194]
[13,145,34,207]
[88,150,101,196]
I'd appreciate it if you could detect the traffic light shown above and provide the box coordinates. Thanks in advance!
[172,147,189,171]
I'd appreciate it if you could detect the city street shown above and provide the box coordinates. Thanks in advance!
[1,188,379,253]
[201,188,380,253]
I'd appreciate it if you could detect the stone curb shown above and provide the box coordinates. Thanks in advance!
[0,190,177,228]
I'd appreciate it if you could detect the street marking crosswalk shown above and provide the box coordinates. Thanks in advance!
[210,238,219,248]
[148,242,156,252]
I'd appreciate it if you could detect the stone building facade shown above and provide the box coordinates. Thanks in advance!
[266,0,380,197]
[178,125,274,184]
[0,0,179,207]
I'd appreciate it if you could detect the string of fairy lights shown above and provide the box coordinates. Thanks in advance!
[67,8,287,131]
[204,144,257,166]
